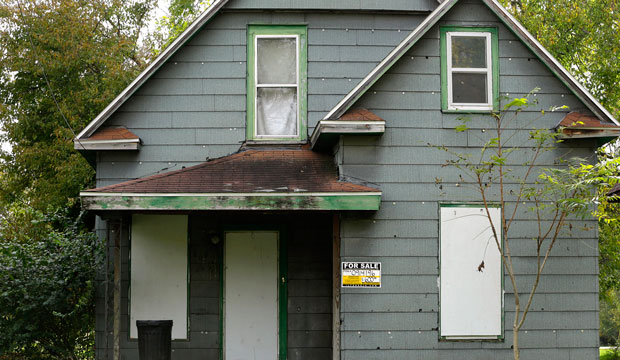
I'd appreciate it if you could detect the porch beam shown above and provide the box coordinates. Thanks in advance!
[81,193,382,211]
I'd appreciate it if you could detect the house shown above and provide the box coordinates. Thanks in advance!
[75,0,620,358]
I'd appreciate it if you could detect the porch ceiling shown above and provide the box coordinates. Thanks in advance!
[81,146,381,211]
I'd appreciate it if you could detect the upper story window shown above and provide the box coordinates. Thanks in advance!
[441,27,499,112]
[247,25,307,141]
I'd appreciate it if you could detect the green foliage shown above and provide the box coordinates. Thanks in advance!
[601,347,620,360]
[0,207,104,359]
[153,0,212,52]
[0,0,156,212]
[434,90,607,360]
[498,0,620,118]
[0,1,157,358]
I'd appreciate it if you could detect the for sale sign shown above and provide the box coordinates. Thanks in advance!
[341,262,381,288]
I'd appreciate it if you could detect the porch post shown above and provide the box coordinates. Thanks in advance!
[332,213,341,360]
[108,219,122,360]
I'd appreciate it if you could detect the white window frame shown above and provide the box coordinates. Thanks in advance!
[254,34,300,139]
[446,31,493,111]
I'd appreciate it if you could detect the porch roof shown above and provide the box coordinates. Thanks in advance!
[81,146,381,211]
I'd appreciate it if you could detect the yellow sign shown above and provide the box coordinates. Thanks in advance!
[341,262,381,288]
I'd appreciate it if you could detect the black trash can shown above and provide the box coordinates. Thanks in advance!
[136,320,173,360]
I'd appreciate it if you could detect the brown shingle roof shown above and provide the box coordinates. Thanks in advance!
[86,126,139,141]
[84,147,379,194]
[338,108,384,122]
[609,184,620,197]
[558,112,620,129]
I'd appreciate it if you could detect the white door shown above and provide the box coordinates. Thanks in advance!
[224,231,279,359]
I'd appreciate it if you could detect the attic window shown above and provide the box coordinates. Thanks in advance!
[441,27,499,112]
[247,26,307,141]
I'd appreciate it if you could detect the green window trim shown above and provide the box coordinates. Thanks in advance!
[440,26,499,112]
[247,25,308,142]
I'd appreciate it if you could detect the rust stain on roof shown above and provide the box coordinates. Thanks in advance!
[339,108,384,122]
[84,147,379,194]
[558,112,620,129]
[86,127,140,141]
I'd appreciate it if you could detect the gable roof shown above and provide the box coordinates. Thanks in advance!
[75,0,440,142]
[323,0,620,126]
[75,0,231,140]
[76,0,619,143]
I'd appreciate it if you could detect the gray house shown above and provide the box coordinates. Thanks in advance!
[75,0,620,358]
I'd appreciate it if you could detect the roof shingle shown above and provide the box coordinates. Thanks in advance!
[84,147,379,194]
[86,126,140,141]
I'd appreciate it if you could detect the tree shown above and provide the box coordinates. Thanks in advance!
[152,0,212,52]
[0,0,157,358]
[0,207,103,359]
[0,0,156,212]
[435,91,613,359]
[498,0,620,118]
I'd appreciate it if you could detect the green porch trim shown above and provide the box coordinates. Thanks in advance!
[246,25,308,142]
[440,26,500,112]
[82,193,382,211]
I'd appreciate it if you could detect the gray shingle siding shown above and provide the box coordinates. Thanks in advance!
[94,1,601,359]
[99,10,427,187]
[338,0,599,358]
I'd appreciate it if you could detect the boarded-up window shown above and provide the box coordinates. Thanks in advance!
[130,215,188,340]
[440,205,503,340]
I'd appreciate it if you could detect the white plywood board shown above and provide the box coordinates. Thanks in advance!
[440,206,503,339]
[224,231,279,359]
[130,214,188,340]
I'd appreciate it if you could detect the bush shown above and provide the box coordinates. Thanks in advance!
[0,208,102,359]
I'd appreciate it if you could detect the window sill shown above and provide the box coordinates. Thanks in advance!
[442,109,497,114]
[439,336,504,342]
[245,139,308,146]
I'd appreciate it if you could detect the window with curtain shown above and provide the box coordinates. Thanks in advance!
[247,26,307,141]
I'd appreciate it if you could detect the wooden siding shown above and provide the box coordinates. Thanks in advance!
[95,214,333,360]
[338,0,599,358]
[99,11,426,187]
[93,1,602,358]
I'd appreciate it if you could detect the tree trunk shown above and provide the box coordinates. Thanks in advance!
[513,326,520,360]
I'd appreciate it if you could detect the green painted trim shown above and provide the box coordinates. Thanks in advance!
[438,203,504,341]
[278,229,288,360]
[247,25,308,142]
[220,227,288,359]
[83,194,382,211]
[440,26,499,112]
[218,239,224,360]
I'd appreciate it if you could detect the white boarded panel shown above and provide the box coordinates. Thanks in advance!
[225,231,278,359]
[130,215,188,340]
[440,206,502,339]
